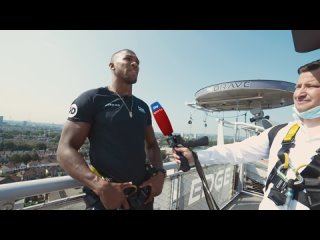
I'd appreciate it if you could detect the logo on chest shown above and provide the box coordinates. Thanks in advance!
[138,106,146,114]
[105,103,121,108]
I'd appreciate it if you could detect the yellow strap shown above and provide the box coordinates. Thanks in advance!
[283,153,289,169]
[278,123,300,168]
[283,123,300,142]
[295,164,307,174]
[89,165,103,178]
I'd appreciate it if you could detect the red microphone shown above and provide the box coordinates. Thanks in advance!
[150,102,190,171]
[151,102,216,209]
[150,102,173,136]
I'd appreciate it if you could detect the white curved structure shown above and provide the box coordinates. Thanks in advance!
[189,80,295,112]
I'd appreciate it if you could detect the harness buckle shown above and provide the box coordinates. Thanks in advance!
[276,164,304,186]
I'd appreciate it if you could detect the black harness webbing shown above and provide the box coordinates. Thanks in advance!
[268,123,288,148]
[265,124,300,206]
[265,123,320,209]
[298,149,320,209]
[265,123,300,191]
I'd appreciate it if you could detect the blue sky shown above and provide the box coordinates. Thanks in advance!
[0,30,319,134]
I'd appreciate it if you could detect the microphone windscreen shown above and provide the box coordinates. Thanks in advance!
[150,102,173,136]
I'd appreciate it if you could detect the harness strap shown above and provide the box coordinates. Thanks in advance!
[192,151,220,210]
[89,165,103,178]
[277,123,300,163]
[265,123,300,191]
[296,149,320,209]
[283,124,300,143]
[268,123,288,148]
[266,124,320,209]
[89,165,112,182]
[88,164,151,209]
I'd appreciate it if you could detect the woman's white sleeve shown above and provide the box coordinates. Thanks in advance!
[196,130,270,165]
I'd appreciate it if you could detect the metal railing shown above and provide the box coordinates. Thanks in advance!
[0,162,178,209]
[0,160,265,210]
[0,162,244,210]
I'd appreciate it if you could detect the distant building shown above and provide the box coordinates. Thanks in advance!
[0,116,3,124]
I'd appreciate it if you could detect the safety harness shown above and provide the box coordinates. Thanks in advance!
[89,164,153,197]
[265,123,320,209]
[88,165,154,210]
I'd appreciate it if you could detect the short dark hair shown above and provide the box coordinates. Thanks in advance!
[110,49,136,64]
[297,59,320,74]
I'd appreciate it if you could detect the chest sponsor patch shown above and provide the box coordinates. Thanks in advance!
[138,106,146,114]
[105,103,121,107]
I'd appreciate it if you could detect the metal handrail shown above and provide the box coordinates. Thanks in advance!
[0,176,82,202]
[0,162,178,202]
[0,157,264,210]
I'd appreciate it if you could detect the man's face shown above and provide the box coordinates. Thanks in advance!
[294,68,320,113]
[111,51,140,84]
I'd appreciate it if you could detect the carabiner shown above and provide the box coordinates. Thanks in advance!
[276,163,304,185]
[276,164,289,183]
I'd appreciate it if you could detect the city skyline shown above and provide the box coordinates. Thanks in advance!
[1,30,319,134]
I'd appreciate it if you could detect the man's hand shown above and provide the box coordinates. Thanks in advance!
[139,172,165,204]
[173,147,195,166]
[95,178,135,209]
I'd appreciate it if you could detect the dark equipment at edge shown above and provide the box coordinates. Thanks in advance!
[292,30,320,53]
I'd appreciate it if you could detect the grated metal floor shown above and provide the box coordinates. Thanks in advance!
[223,192,263,210]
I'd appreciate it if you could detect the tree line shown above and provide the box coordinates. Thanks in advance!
[0,141,47,151]
[8,151,40,164]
